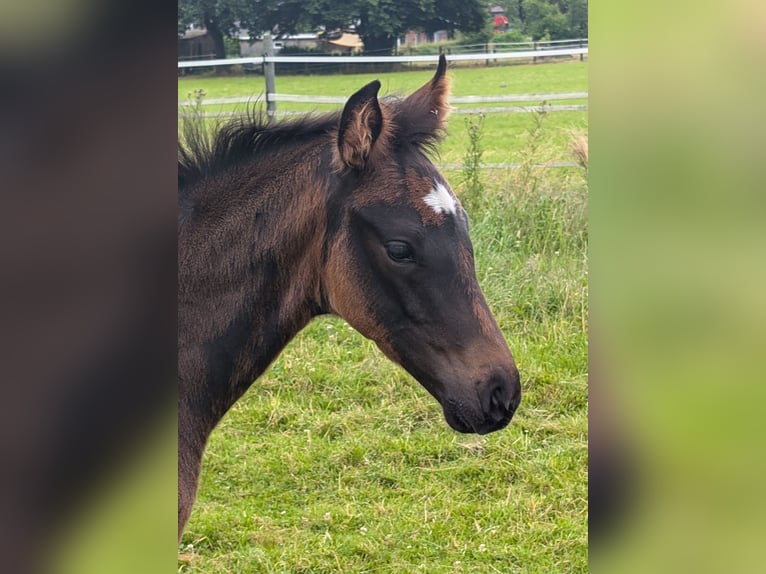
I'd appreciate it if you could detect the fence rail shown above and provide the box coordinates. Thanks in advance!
[437,161,580,170]
[187,91,588,106]
[178,95,588,118]
[454,104,587,114]
[178,40,587,116]
[177,47,587,69]
[178,104,588,119]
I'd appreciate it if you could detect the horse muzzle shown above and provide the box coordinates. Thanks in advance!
[441,368,522,435]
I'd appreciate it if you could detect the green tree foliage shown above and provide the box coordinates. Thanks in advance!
[489,0,587,41]
[305,0,487,54]
[179,0,487,57]
[523,0,568,40]
[178,0,256,58]
[178,0,585,59]
[564,0,588,38]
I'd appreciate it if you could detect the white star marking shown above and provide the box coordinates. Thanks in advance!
[423,182,457,216]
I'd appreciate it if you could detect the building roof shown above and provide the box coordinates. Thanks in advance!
[327,33,363,49]
[236,31,320,41]
[179,28,208,40]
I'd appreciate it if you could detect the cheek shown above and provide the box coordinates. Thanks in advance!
[325,237,398,360]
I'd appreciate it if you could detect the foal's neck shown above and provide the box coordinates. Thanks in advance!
[179,143,330,422]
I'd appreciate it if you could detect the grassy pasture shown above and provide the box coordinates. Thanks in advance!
[179,61,588,573]
[178,61,587,166]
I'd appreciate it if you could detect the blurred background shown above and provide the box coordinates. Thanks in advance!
[1,0,764,571]
[0,1,177,572]
[591,1,766,571]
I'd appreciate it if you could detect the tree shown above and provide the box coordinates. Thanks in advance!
[565,0,588,38]
[492,0,587,41]
[306,0,487,55]
[179,0,488,58]
[522,0,569,40]
[179,0,586,61]
[353,0,414,55]
[422,0,486,38]
[178,0,256,59]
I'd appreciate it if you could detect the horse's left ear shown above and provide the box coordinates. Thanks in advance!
[338,80,383,170]
[404,53,452,132]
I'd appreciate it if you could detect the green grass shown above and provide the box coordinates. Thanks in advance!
[178,61,587,101]
[179,61,588,573]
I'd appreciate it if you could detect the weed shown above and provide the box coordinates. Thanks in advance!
[461,113,486,213]
[512,104,549,197]
[569,129,589,174]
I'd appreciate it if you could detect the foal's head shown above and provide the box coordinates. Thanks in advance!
[322,56,521,434]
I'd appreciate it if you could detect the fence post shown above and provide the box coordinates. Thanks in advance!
[263,33,277,119]
[579,38,584,61]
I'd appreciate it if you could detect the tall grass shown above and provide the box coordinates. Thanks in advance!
[179,68,588,574]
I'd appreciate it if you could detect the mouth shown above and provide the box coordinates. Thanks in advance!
[402,363,521,435]
[442,399,515,435]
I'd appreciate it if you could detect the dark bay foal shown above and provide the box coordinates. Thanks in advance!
[178,55,521,538]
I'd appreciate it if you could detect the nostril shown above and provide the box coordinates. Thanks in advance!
[490,384,507,411]
[472,369,521,433]
[482,369,521,419]
[483,376,511,421]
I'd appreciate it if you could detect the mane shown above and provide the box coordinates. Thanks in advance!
[178,109,340,192]
[178,96,446,192]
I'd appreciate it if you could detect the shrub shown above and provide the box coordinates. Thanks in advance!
[493,30,530,44]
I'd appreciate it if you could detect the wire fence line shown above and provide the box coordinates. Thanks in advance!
[437,161,580,170]
[183,91,587,106]
[178,104,587,119]
[178,91,589,117]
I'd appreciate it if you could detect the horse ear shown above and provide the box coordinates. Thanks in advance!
[337,80,383,170]
[404,53,452,132]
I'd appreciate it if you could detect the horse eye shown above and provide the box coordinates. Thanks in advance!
[385,241,415,263]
